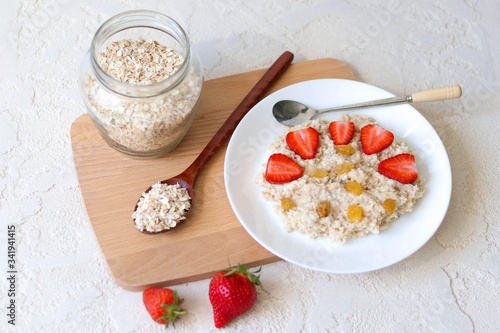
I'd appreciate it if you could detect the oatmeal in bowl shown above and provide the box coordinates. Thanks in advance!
[255,113,424,243]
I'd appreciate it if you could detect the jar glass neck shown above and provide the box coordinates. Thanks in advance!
[89,10,191,98]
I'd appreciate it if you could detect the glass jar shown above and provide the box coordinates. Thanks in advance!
[80,10,203,158]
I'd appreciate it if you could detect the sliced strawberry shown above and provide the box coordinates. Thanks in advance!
[265,153,304,184]
[329,121,355,145]
[360,124,394,155]
[378,153,418,184]
[285,127,319,159]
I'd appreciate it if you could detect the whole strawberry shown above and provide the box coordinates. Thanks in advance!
[209,264,262,328]
[143,288,185,328]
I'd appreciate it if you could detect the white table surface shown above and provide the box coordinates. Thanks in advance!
[1,1,499,332]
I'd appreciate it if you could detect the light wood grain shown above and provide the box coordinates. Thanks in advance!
[71,58,356,291]
[411,84,462,102]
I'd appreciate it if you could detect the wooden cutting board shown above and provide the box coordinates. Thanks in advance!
[71,58,356,291]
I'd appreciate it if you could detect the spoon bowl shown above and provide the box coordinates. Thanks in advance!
[272,100,314,126]
[133,174,194,235]
[273,85,462,126]
[133,51,294,234]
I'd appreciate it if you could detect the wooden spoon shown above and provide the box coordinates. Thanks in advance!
[134,51,294,234]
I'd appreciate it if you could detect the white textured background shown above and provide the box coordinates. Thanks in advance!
[1,0,499,332]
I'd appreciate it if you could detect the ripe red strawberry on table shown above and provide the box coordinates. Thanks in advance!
[379,153,419,184]
[285,127,319,159]
[265,153,304,184]
[329,121,355,145]
[360,124,394,155]
[143,288,185,328]
[209,264,262,328]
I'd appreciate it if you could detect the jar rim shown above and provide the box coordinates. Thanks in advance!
[89,10,192,98]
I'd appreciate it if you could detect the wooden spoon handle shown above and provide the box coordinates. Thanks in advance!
[182,51,294,182]
[411,85,462,103]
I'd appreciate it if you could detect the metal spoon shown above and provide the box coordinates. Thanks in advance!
[273,84,462,126]
[133,51,294,234]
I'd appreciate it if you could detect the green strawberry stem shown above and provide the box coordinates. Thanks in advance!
[222,263,262,287]
[157,290,186,328]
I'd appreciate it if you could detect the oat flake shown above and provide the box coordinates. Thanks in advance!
[84,37,202,152]
[256,114,425,243]
[133,182,191,232]
[97,37,184,85]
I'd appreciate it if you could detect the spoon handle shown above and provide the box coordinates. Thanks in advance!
[182,51,294,182]
[316,96,409,114]
[411,85,462,102]
[317,84,462,115]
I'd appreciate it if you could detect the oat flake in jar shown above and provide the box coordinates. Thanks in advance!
[80,10,203,158]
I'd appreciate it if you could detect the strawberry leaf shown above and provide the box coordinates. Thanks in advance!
[220,264,262,286]
[157,290,186,328]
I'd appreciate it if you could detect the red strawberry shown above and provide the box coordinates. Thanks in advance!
[209,264,262,328]
[265,153,304,184]
[378,153,418,184]
[329,121,355,145]
[360,124,394,155]
[285,127,319,159]
[143,288,185,327]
